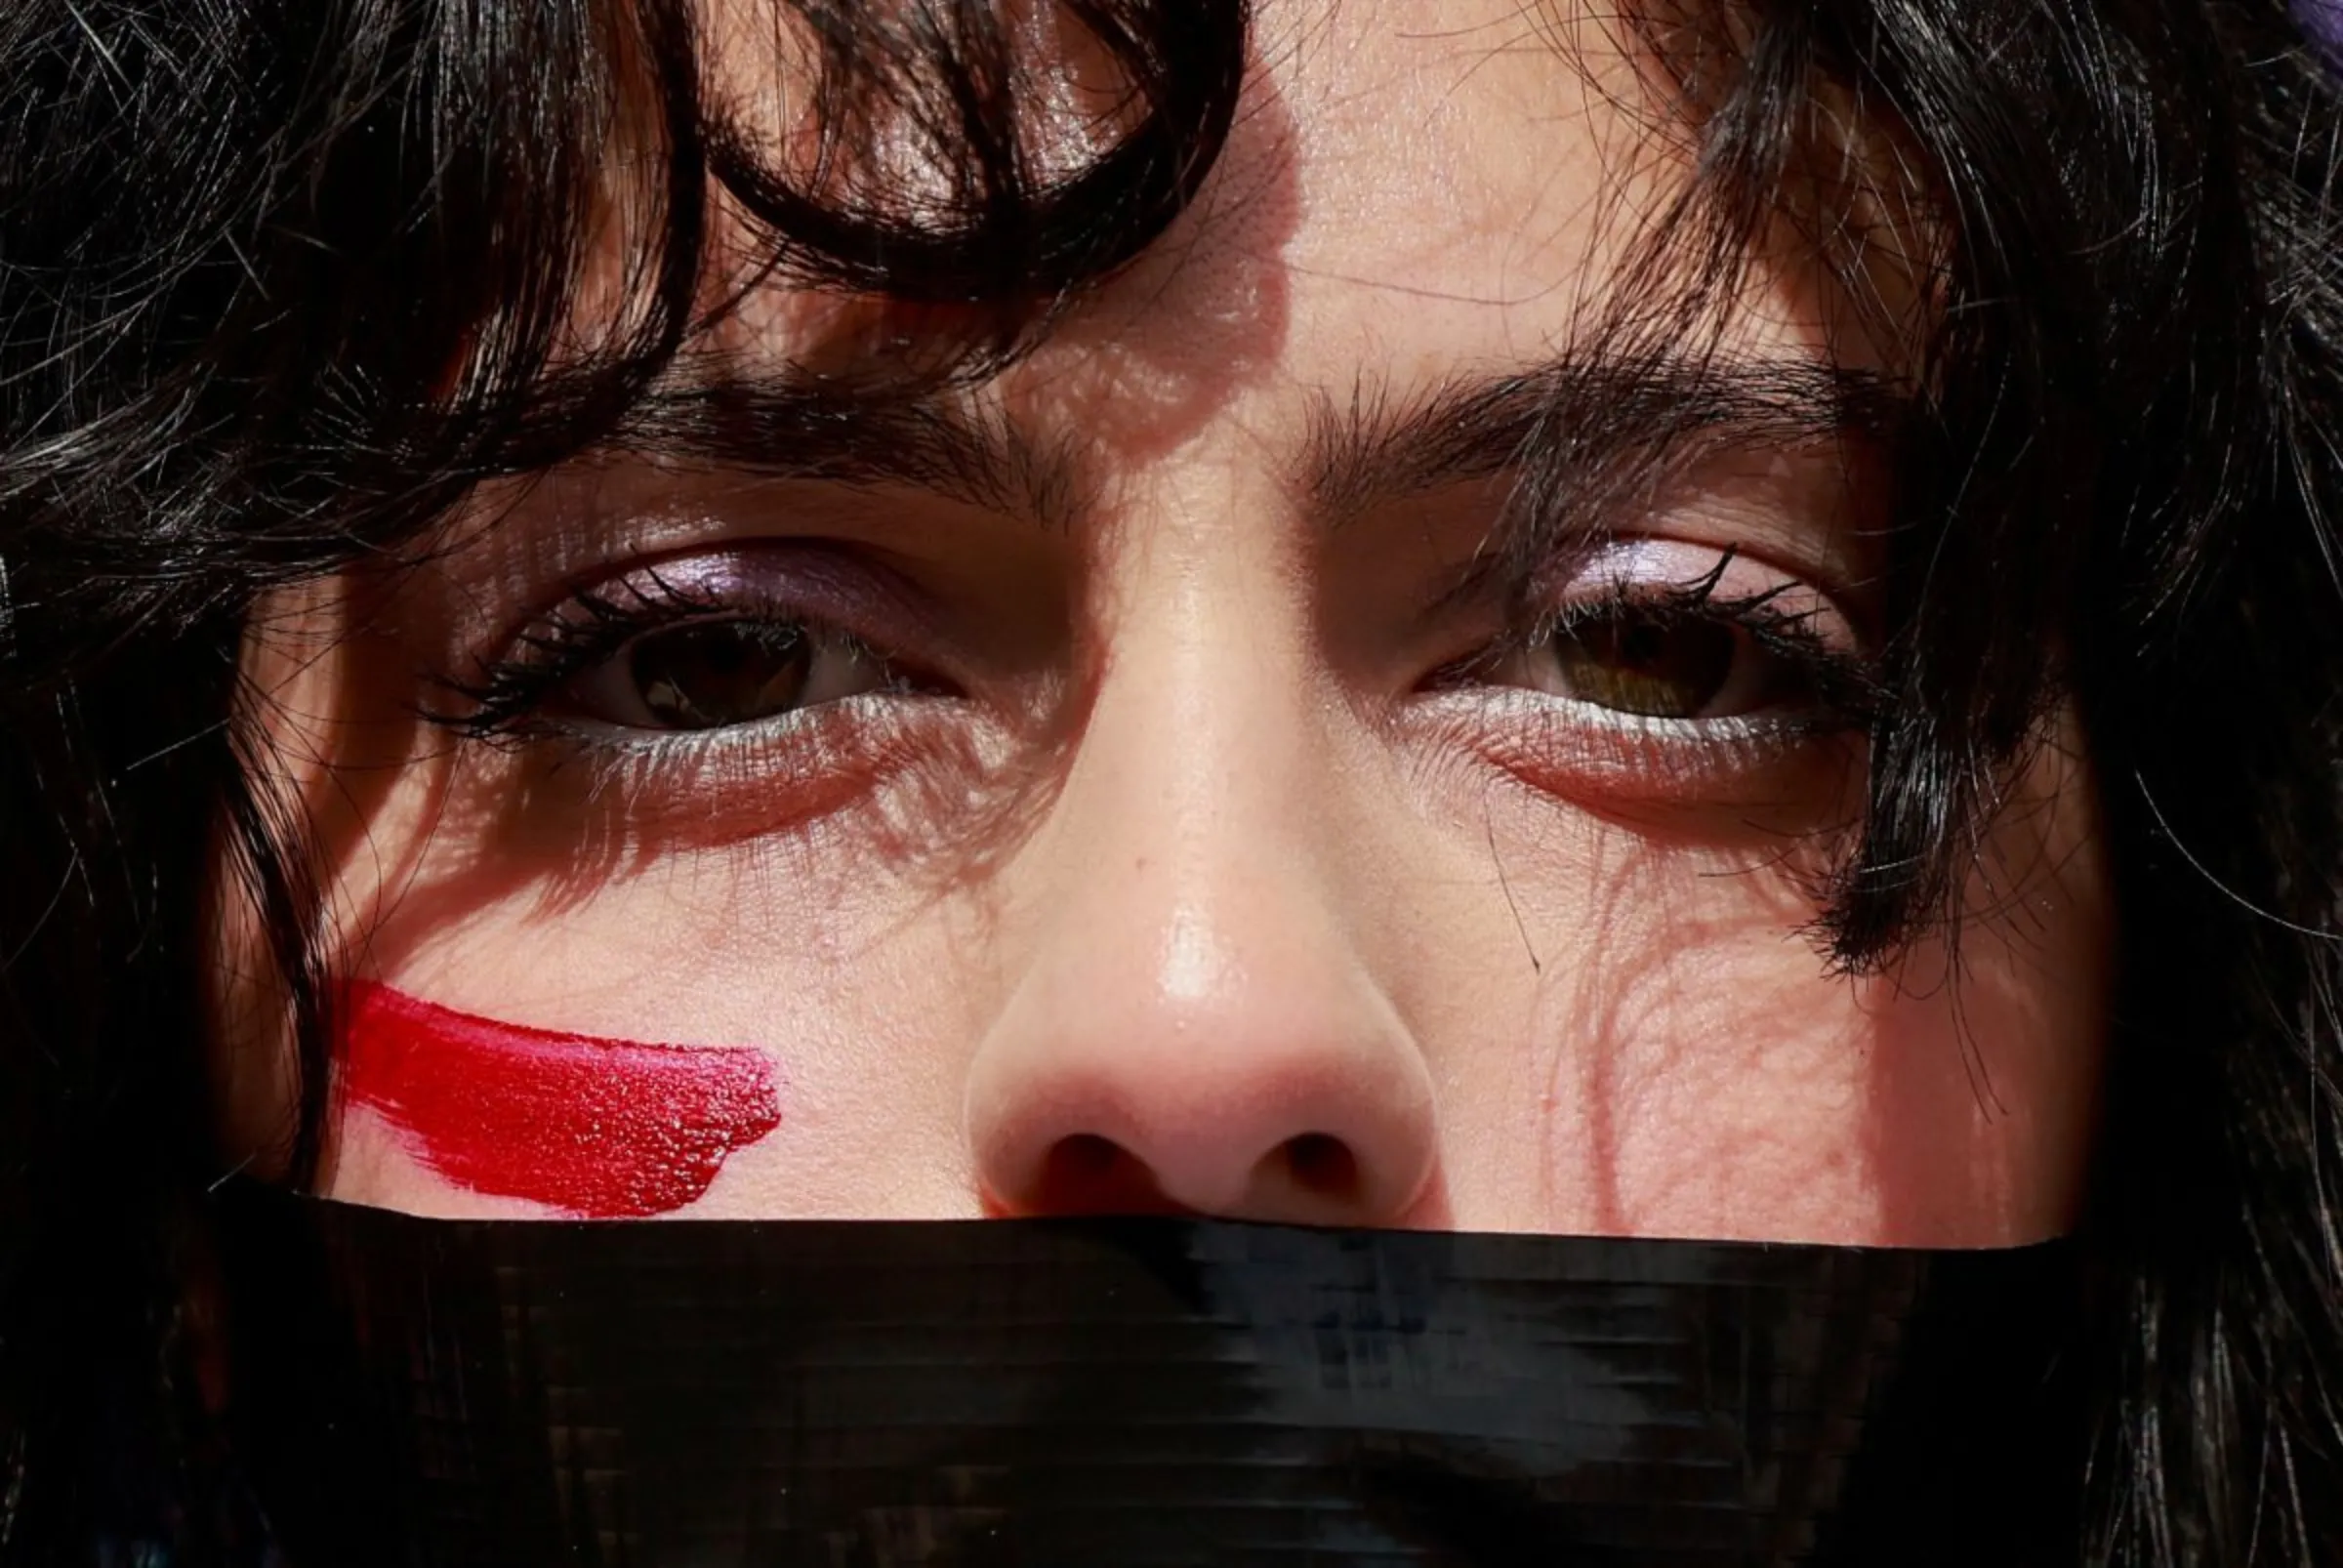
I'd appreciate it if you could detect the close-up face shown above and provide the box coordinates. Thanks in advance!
[216,0,2111,1246]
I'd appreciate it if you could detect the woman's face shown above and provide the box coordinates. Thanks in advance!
[219,0,2110,1244]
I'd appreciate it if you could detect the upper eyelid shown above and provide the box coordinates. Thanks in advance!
[1537,537,1870,640]
[430,550,928,739]
[1544,535,1814,596]
[479,544,943,668]
[1458,537,1877,687]
[463,508,1857,678]
[1415,463,1869,604]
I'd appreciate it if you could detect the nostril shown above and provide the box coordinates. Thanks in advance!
[1054,1133,1122,1179]
[1281,1133,1361,1200]
[1030,1134,1190,1216]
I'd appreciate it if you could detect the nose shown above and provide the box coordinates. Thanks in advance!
[966,889,1440,1222]
[963,592,1439,1227]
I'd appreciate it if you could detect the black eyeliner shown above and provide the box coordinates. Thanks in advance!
[423,570,734,742]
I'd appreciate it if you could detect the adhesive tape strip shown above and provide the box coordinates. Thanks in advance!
[212,1183,2084,1566]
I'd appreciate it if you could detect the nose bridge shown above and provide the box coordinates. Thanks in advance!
[1050,511,1344,1015]
[963,533,1439,1224]
[1098,558,1313,896]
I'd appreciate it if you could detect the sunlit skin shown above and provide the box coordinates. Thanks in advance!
[215,0,2110,1242]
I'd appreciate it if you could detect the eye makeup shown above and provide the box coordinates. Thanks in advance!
[1514,538,1877,725]
[441,546,946,745]
[338,982,782,1217]
[409,450,1884,854]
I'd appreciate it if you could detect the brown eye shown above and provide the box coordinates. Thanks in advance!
[549,599,910,736]
[1464,542,1864,736]
[1546,609,1741,720]
[627,620,814,730]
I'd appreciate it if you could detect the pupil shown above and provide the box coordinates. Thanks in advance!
[1554,612,1737,718]
[629,621,813,730]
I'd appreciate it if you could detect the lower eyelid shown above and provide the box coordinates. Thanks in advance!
[1400,685,1848,807]
[463,690,996,860]
[1539,696,1803,743]
[1456,685,1816,745]
[550,684,933,753]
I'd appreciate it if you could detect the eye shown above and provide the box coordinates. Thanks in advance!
[1480,541,1865,727]
[560,615,896,733]
[1541,608,1745,719]
[1530,600,1825,721]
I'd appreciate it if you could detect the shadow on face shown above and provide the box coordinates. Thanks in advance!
[212,0,2111,1246]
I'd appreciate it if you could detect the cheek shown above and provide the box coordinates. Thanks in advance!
[218,575,1005,1219]
[1444,737,2109,1247]
[326,836,1000,1219]
[1542,914,2106,1247]
[339,982,781,1217]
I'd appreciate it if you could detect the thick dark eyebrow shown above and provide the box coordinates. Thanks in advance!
[1301,352,1911,524]
[609,370,1089,529]
[599,351,1902,543]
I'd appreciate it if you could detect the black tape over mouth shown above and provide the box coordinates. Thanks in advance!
[212,1184,2084,1567]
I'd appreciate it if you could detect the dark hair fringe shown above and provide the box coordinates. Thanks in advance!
[0,0,2338,1562]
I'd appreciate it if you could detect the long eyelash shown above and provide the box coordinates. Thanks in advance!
[1476,552,1885,727]
[423,571,730,743]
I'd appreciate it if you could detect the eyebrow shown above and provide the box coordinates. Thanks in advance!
[614,371,1090,528]
[1301,351,1911,523]
[608,349,1908,533]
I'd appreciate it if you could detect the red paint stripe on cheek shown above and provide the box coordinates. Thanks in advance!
[338,983,782,1217]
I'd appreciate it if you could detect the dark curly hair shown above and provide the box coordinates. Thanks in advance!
[0,1,2338,1562]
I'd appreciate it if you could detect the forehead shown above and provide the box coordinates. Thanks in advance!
[683,0,1906,446]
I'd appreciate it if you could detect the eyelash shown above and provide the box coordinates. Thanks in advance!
[1455,551,1883,733]
[430,571,898,745]
[434,544,1881,774]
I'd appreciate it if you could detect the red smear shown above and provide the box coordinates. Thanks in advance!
[338,982,781,1217]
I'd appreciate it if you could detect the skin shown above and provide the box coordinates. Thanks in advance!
[217,0,2111,1244]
